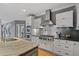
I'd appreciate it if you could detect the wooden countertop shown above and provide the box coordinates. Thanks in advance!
[0,38,38,56]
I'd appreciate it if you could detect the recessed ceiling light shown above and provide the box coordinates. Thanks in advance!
[22,9,26,12]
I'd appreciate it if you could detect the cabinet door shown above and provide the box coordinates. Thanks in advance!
[26,16,32,25]
[60,40,74,51]
[59,40,74,56]
[39,39,44,48]
[54,39,60,48]
[73,41,79,56]
[45,41,54,52]
[54,39,74,56]
[56,10,73,27]
[76,4,79,30]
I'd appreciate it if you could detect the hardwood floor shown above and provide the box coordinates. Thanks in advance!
[38,48,56,56]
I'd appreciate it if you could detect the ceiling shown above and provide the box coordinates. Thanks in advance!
[0,3,74,23]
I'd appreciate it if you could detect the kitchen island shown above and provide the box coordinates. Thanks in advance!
[0,38,38,56]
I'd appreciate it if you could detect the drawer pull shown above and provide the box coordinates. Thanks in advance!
[65,46,69,48]
[65,53,69,55]
[74,43,76,45]
[44,43,46,45]
[58,45,61,46]
[62,25,64,26]
[62,18,65,20]
[58,51,61,52]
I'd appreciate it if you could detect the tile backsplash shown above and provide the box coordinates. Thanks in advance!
[41,24,79,40]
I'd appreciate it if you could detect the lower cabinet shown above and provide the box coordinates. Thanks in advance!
[39,39,54,52]
[54,39,79,56]
[31,37,79,56]
[54,39,74,56]
[44,41,54,52]
[73,41,79,56]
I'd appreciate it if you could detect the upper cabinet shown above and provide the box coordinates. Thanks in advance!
[56,10,73,27]
[75,4,79,30]
[26,16,33,26]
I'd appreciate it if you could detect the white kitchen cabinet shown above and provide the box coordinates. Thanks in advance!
[75,4,79,30]
[53,39,74,56]
[73,41,79,56]
[26,16,34,26]
[54,39,60,48]
[56,10,73,27]
[53,39,61,55]
[39,39,43,48]
[60,40,74,56]
[45,40,54,52]
[39,39,54,52]
[54,47,62,55]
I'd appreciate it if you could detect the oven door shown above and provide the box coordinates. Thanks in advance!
[26,28,31,34]
[26,34,31,39]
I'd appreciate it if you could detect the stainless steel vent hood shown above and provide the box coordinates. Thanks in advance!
[41,9,54,26]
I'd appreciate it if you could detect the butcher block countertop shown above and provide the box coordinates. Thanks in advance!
[0,38,38,56]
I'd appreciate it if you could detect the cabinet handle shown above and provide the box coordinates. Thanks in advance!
[44,43,46,45]
[62,18,65,20]
[58,51,61,52]
[74,43,76,45]
[58,45,61,46]
[62,25,64,26]
[65,53,69,55]
[65,46,69,48]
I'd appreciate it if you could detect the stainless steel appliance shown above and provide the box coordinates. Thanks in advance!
[26,34,31,39]
[26,25,31,34]
[26,25,31,39]
[32,29,40,36]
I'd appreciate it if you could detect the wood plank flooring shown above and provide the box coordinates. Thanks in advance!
[38,48,56,56]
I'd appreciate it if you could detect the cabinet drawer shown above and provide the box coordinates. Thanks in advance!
[54,39,60,48]
[41,40,54,52]
[73,41,79,45]
[54,44,61,49]
[54,47,73,56]
[54,47,62,55]
[60,40,74,45]
[60,44,73,51]
[61,49,73,56]
[60,40,74,51]
[54,39,60,44]
[59,40,66,45]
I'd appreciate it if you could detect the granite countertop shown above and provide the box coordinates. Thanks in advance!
[40,35,54,37]
[0,38,38,56]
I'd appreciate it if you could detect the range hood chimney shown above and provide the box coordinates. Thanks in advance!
[45,9,53,25]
